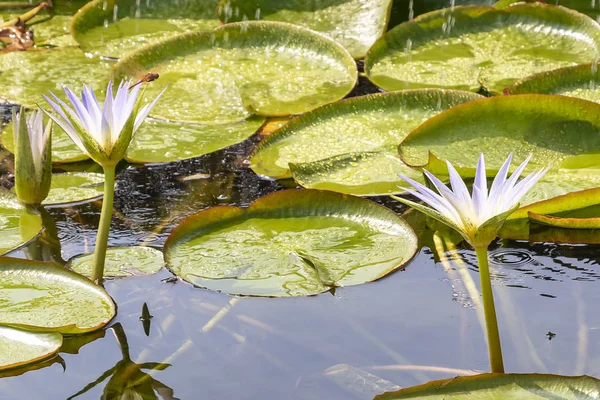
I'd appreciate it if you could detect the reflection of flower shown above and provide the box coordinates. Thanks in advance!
[13,107,52,206]
[396,153,547,247]
[394,153,548,374]
[43,81,164,166]
[68,324,177,400]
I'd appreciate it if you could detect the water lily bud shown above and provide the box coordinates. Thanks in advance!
[13,106,52,206]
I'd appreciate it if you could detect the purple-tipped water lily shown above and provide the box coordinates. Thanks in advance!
[393,153,548,374]
[43,80,164,166]
[13,107,52,206]
[42,80,165,282]
[395,153,548,248]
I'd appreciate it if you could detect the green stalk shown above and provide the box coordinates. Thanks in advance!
[91,164,116,282]
[475,245,505,374]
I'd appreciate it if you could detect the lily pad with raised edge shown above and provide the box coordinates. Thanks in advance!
[399,95,600,174]
[112,21,357,124]
[1,118,88,164]
[290,150,423,196]
[216,0,393,59]
[250,89,482,195]
[504,63,600,103]
[528,211,600,229]
[365,3,600,94]
[71,0,221,59]
[0,257,116,334]
[495,0,600,20]
[375,373,600,399]
[126,116,266,163]
[164,189,418,297]
[43,172,104,206]
[0,190,42,255]
[0,47,111,108]
[0,325,62,371]
[67,246,164,278]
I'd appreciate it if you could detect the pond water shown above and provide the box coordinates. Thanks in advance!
[1,0,600,398]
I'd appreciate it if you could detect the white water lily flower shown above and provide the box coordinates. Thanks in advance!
[13,107,52,206]
[395,154,548,247]
[43,80,165,166]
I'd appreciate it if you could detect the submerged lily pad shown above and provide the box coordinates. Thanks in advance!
[0,190,42,255]
[68,246,164,278]
[365,3,600,93]
[376,373,600,399]
[164,189,418,297]
[0,325,62,371]
[217,0,393,58]
[43,172,104,206]
[112,21,357,124]
[126,116,266,163]
[250,89,482,195]
[1,119,88,164]
[0,47,111,108]
[504,63,600,103]
[71,0,221,58]
[0,257,116,334]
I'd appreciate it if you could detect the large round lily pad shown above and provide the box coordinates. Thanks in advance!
[0,325,62,371]
[0,47,111,108]
[504,63,600,103]
[365,3,600,94]
[375,373,600,399]
[0,257,116,334]
[250,89,482,195]
[0,190,42,256]
[126,116,266,163]
[217,0,393,58]
[399,94,600,209]
[164,189,418,297]
[68,246,164,278]
[1,118,88,164]
[71,0,221,59]
[495,0,600,20]
[112,21,357,124]
[43,172,104,206]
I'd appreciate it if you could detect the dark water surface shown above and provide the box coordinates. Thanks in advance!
[1,0,600,398]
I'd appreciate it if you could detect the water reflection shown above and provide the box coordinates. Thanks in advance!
[67,323,176,400]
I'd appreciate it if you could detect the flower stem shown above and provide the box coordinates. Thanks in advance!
[474,245,505,373]
[91,164,116,282]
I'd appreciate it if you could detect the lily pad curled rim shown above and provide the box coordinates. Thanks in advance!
[111,20,358,117]
[163,188,420,296]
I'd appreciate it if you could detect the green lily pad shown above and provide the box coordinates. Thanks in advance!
[67,246,164,278]
[0,257,116,334]
[504,63,600,103]
[71,0,221,59]
[495,0,600,20]
[365,3,600,94]
[43,172,104,206]
[528,211,600,229]
[290,150,423,196]
[250,89,482,195]
[0,325,62,371]
[217,0,393,58]
[0,190,42,255]
[399,94,600,173]
[164,189,418,297]
[375,373,600,399]
[112,21,357,124]
[1,114,88,164]
[519,168,600,208]
[0,47,111,108]
[126,116,266,163]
